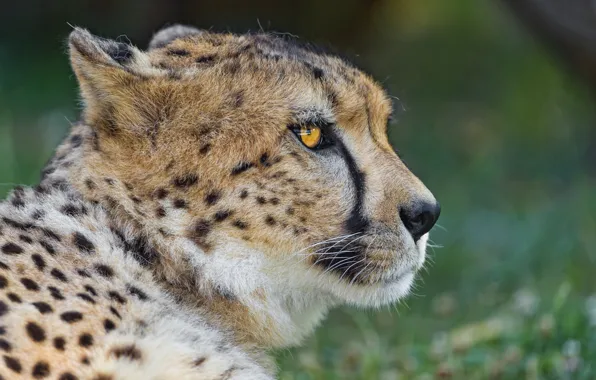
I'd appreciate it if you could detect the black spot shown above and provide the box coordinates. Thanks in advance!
[109,306,122,319]
[213,210,233,222]
[108,291,127,304]
[48,286,65,300]
[70,134,83,147]
[0,338,11,352]
[173,199,187,208]
[85,179,96,190]
[127,285,149,301]
[199,143,211,155]
[194,357,207,367]
[51,268,68,282]
[104,196,118,209]
[231,162,255,176]
[110,344,142,361]
[19,234,33,243]
[77,269,91,278]
[59,373,78,380]
[191,220,211,238]
[231,90,244,107]
[122,235,159,268]
[61,204,83,217]
[104,319,116,332]
[173,174,198,188]
[32,254,46,271]
[239,189,249,199]
[80,356,90,365]
[270,197,280,205]
[78,333,93,347]
[259,153,271,166]
[154,188,169,200]
[32,361,50,378]
[204,191,221,206]
[106,42,133,64]
[40,166,56,179]
[0,261,8,270]
[232,220,248,230]
[95,264,114,278]
[7,293,22,303]
[34,185,48,195]
[50,179,69,191]
[168,49,190,56]
[40,228,61,241]
[77,293,96,304]
[73,232,95,254]
[32,302,53,314]
[196,55,215,64]
[11,197,25,208]
[0,275,6,289]
[13,185,25,197]
[21,278,40,291]
[4,355,22,373]
[0,301,8,317]
[61,311,83,323]
[31,210,45,221]
[156,207,166,218]
[84,285,98,296]
[2,217,33,231]
[54,337,66,350]
[256,196,267,205]
[26,321,46,342]
[2,243,23,255]
[312,67,324,79]
[39,240,56,255]
[265,216,276,226]
[131,196,142,204]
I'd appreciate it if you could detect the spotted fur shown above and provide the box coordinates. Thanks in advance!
[0,25,438,379]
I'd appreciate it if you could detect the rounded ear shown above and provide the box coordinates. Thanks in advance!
[148,24,203,50]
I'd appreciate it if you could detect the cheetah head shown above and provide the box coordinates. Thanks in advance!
[68,25,439,346]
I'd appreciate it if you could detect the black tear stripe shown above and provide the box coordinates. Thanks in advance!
[313,131,369,283]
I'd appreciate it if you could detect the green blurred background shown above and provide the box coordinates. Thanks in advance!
[1,1,595,378]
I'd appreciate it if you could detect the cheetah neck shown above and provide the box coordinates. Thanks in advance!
[40,125,335,355]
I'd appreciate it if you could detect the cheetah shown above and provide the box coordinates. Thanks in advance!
[0,25,440,379]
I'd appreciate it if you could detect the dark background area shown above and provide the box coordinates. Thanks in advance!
[1,1,595,378]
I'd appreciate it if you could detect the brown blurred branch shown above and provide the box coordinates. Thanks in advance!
[500,0,596,93]
[501,0,596,173]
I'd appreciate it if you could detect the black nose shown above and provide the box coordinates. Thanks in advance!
[400,201,441,242]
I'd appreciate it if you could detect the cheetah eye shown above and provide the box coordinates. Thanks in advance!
[288,124,332,150]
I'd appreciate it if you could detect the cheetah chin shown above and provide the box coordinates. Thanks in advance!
[0,24,439,379]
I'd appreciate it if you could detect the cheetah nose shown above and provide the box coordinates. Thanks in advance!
[399,201,441,242]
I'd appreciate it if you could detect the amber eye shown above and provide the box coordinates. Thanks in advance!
[290,124,328,149]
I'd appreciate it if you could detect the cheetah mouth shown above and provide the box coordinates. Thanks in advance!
[311,232,423,286]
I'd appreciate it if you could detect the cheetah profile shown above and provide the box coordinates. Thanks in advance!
[0,25,440,379]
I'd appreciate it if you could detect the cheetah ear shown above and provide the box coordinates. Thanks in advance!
[148,24,202,50]
[69,27,163,129]
[68,27,158,82]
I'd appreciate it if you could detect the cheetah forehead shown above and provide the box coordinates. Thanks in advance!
[147,29,393,120]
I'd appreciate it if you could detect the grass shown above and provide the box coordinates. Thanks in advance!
[277,283,596,379]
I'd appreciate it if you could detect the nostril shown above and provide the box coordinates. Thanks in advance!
[400,201,441,242]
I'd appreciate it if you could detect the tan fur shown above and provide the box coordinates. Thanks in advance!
[0,25,438,379]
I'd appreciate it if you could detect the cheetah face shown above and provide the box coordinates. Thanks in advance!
[69,26,439,309]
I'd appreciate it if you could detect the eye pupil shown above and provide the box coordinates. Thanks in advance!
[298,126,321,148]
[289,123,330,150]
